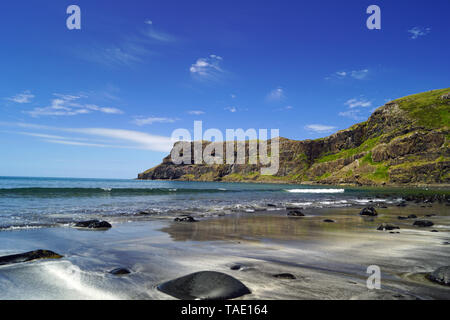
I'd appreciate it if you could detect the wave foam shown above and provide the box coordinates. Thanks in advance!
[284,189,345,194]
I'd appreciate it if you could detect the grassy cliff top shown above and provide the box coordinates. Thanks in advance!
[392,88,449,129]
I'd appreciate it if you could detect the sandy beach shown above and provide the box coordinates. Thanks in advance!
[1,202,449,300]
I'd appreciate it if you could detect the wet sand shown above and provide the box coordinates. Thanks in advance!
[0,204,449,300]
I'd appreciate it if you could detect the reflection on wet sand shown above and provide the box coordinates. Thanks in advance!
[161,205,450,243]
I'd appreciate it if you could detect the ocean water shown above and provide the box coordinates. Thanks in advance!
[0,176,436,230]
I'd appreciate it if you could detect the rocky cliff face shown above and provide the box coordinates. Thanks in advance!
[138,88,450,186]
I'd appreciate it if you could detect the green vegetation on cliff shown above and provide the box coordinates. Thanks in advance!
[394,88,450,129]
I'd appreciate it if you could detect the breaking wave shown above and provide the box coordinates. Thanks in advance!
[284,189,345,194]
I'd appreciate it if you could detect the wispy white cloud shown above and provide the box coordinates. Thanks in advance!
[225,106,237,113]
[190,55,224,80]
[65,127,173,152]
[408,26,431,39]
[305,124,336,133]
[78,22,175,67]
[145,28,176,43]
[0,122,173,152]
[187,110,205,115]
[132,116,177,126]
[6,91,35,104]
[267,87,285,101]
[43,139,115,148]
[79,45,146,67]
[339,96,372,120]
[350,69,369,80]
[275,105,294,111]
[329,69,369,80]
[25,94,123,117]
[338,109,365,121]
[344,98,372,108]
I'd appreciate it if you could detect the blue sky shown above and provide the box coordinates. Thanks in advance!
[0,0,449,178]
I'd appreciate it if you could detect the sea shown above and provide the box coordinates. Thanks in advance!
[0,176,442,231]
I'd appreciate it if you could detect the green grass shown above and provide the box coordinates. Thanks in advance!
[390,158,450,170]
[316,136,381,163]
[393,88,450,129]
[369,165,390,181]
[360,152,375,165]
[316,172,331,181]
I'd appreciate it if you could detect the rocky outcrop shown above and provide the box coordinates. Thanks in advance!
[0,250,63,266]
[74,220,112,230]
[139,88,450,186]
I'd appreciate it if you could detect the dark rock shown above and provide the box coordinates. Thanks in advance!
[267,204,277,207]
[397,202,407,207]
[230,265,242,271]
[425,214,436,217]
[323,219,335,223]
[413,220,434,227]
[359,207,378,217]
[110,268,131,275]
[397,216,409,220]
[377,223,400,231]
[427,266,450,286]
[273,273,296,280]
[157,271,251,300]
[74,220,112,229]
[407,214,417,219]
[287,210,305,217]
[431,230,439,233]
[286,206,303,210]
[138,211,156,215]
[174,216,198,222]
[0,250,63,266]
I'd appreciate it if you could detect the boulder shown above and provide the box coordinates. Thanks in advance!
[377,223,400,231]
[74,220,112,229]
[157,271,251,300]
[413,220,434,227]
[0,250,63,266]
[287,210,305,217]
[323,219,336,223]
[359,207,378,217]
[174,216,197,222]
[407,214,417,219]
[397,216,409,220]
[138,211,156,216]
[110,268,131,275]
[427,266,450,286]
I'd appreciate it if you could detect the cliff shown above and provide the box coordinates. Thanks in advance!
[138,88,450,186]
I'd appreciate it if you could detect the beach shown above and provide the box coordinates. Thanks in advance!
[0,180,449,300]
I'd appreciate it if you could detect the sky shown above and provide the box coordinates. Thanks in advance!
[0,0,449,179]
